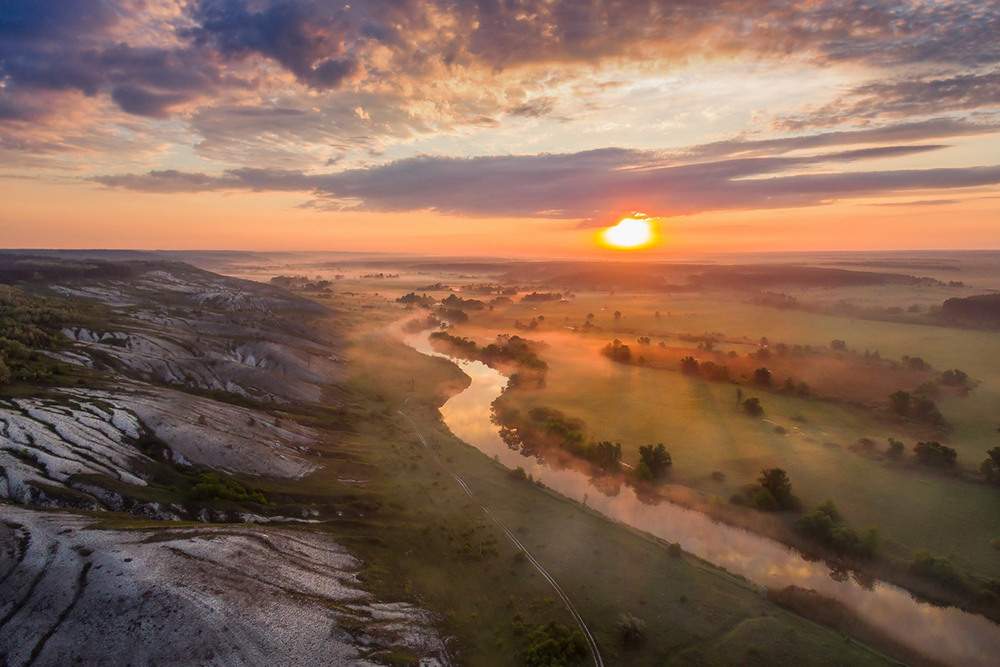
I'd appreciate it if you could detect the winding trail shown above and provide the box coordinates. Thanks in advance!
[397,403,604,667]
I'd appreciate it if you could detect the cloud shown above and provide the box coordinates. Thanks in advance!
[111,85,193,118]
[775,69,1000,130]
[688,119,1000,160]
[3,0,1000,179]
[870,199,960,207]
[183,0,359,89]
[5,1,999,120]
[95,139,999,223]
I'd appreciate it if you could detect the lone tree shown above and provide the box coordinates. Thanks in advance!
[755,467,797,510]
[742,397,764,416]
[752,367,772,386]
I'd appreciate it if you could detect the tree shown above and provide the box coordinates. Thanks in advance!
[940,369,968,387]
[680,356,699,375]
[913,441,957,468]
[981,447,1000,484]
[522,621,587,667]
[830,339,847,351]
[602,339,631,362]
[617,614,646,647]
[752,367,772,386]
[638,443,672,479]
[592,440,622,471]
[742,397,763,416]
[889,390,911,416]
[757,468,796,509]
[613,310,622,320]
[886,438,905,460]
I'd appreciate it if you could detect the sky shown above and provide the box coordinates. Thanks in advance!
[2,0,999,256]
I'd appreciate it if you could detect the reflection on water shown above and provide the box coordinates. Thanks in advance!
[405,331,1000,666]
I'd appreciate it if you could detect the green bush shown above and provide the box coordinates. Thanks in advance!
[521,621,587,667]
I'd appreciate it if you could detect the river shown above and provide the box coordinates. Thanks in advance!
[406,331,1000,666]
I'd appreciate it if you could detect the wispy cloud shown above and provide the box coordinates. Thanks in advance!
[96,141,1000,223]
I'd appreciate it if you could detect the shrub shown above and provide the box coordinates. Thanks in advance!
[913,441,957,468]
[521,621,587,667]
[617,613,646,646]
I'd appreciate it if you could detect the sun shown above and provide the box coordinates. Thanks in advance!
[599,217,657,249]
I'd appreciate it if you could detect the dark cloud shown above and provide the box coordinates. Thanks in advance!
[95,141,997,221]
[184,0,360,89]
[111,85,193,118]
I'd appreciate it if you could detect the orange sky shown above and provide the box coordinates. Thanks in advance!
[2,1,999,256]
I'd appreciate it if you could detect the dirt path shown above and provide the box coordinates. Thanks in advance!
[398,403,604,667]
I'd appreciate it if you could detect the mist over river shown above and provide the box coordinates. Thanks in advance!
[406,331,1000,667]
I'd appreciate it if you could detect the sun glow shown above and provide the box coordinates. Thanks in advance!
[599,217,657,249]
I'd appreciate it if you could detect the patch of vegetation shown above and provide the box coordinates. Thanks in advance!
[796,500,878,558]
[741,397,764,417]
[887,390,947,429]
[749,468,799,511]
[636,443,671,481]
[885,438,905,460]
[190,473,268,505]
[0,285,80,386]
[616,613,646,647]
[396,291,436,307]
[441,294,486,311]
[912,441,958,469]
[0,255,135,284]
[520,620,587,667]
[601,339,632,363]
[520,292,563,303]
[980,447,1000,484]
[908,549,967,590]
[431,332,547,372]
[493,404,623,472]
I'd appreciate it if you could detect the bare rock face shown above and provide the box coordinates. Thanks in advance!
[0,507,450,666]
